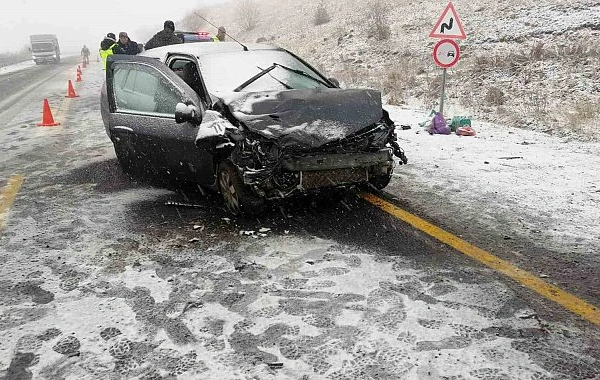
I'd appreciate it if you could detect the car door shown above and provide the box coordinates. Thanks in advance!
[163,54,216,186]
[105,54,207,184]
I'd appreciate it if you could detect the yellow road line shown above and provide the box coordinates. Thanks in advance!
[361,192,600,327]
[0,175,24,232]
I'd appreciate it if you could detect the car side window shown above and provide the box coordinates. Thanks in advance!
[112,63,184,117]
[168,58,209,106]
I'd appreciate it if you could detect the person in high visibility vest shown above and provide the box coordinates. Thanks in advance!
[99,33,118,70]
[211,26,226,42]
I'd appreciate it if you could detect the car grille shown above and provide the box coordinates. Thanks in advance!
[300,168,368,189]
[281,150,391,172]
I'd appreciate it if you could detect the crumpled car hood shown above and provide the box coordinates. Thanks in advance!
[220,88,383,149]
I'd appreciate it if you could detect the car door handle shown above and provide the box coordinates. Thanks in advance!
[113,126,133,132]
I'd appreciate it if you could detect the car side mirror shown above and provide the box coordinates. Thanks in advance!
[175,102,202,125]
[328,77,340,88]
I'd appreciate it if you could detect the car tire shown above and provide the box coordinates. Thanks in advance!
[113,142,137,177]
[217,161,264,216]
[369,168,393,190]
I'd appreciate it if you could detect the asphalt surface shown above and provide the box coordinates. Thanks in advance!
[0,60,599,379]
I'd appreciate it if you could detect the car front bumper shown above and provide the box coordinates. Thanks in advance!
[245,149,394,199]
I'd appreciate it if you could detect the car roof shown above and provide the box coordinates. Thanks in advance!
[139,42,283,60]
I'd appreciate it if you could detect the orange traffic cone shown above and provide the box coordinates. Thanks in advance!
[65,80,79,98]
[37,99,61,126]
[77,65,82,74]
[76,71,82,82]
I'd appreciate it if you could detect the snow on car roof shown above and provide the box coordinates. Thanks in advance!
[139,42,281,60]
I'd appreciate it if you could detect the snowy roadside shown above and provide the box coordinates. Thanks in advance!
[0,54,80,76]
[384,104,600,261]
[0,60,35,76]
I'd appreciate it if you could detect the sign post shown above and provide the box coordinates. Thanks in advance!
[429,2,466,116]
[432,39,460,115]
[440,69,447,117]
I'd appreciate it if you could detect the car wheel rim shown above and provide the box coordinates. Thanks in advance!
[219,170,240,214]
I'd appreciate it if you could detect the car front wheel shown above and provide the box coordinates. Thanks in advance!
[369,167,393,190]
[217,161,264,216]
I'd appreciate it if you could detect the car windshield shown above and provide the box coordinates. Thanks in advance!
[198,49,330,93]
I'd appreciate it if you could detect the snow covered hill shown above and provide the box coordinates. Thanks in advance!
[190,0,600,141]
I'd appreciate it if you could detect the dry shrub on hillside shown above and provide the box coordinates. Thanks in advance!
[513,38,600,64]
[365,0,391,40]
[557,43,600,59]
[379,60,420,105]
[314,1,331,26]
[336,65,371,88]
[471,53,520,77]
[530,41,545,61]
[517,90,549,121]
[484,86,505,106]
[566,99,599,128]
[236,0,260,31]
[424,74,443,105]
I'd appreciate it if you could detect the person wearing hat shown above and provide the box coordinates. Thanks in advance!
[99,33,118,70]
[144,20,183,50]
[113,32,140,55]
[211,26,226,42]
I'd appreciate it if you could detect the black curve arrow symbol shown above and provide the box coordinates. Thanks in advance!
[441,17,454,33]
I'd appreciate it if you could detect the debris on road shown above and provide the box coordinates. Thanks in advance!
[165,201,204,208]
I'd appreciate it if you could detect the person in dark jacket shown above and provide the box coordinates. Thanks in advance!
[100,33,117,51]
[113,32,140,55]
[144,20,183,50]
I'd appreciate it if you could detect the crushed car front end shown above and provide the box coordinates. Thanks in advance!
[200,87,406,200]
[246,144,396,200]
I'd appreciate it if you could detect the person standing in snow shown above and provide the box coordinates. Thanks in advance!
[113,32,140,55]
[81,45,90,64]
[144,20,183,50]
[211,26,227,42]
[99,33,118,70]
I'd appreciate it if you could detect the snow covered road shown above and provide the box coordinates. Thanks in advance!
[0,60,599,379]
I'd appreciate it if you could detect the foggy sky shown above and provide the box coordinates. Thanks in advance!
[1,0,224,54]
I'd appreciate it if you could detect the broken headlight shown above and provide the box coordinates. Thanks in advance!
[237,137,281,170]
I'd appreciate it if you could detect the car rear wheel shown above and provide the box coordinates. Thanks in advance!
[217,161,264,216]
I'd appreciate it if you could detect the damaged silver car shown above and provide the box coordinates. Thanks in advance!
[100,42,407,215]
